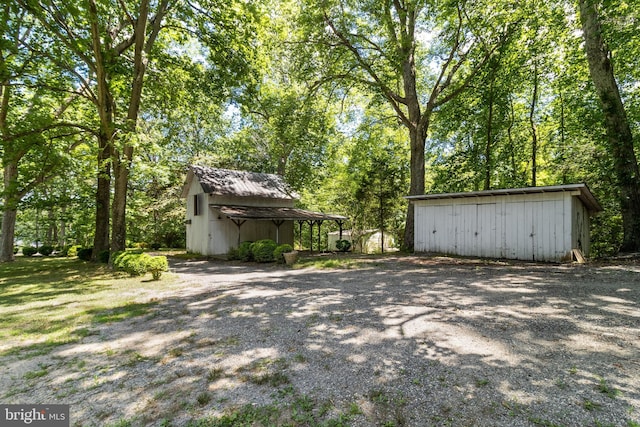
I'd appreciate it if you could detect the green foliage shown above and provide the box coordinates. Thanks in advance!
[66,245,81,258]
[238,241,254,262]
[77,248,93,262]
[273,244,293,263]
[146,256,169,280]
[22,247,38,257]
[227,247,240,260]
[335,240,351,252]
[39,246,54,256]
[112,251,168,280]
[250,240,278,263]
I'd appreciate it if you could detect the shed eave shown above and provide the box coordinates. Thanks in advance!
[406,183,602,213]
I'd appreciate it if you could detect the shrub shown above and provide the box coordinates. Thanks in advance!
[77,248,93,261]
[39,245,54,256]
[22,246,38,257]
[66,245,81,257]
[335,239,352,252]
[227,247,240,261]
[274,244,294,263]
[238,241,254,262]
[251,239,277,263]
[113,251,168,279]
[13,247,19,255]
[146,256,169,280]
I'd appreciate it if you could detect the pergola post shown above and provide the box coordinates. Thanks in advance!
[231,219,246,247]
[315,220,324,252]
[272,219,285,244]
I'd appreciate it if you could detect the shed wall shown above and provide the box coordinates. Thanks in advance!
[414,191,587,261]
[185,180,210,255]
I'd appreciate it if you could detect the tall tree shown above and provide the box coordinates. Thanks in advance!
[0,3,90,261]
[578,0,640,252]
[299,0,520,249]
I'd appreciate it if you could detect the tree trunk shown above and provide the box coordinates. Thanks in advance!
[110,0,151,253]
[579,0,640,252]
[529,60,539,187]
[93,135,111,257]
[0,163,19,262]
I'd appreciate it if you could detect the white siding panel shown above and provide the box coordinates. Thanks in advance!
[413,191,589,261]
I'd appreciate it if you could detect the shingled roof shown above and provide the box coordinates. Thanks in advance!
[183,166,299,200]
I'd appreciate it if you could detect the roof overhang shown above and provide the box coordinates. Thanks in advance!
[211,205,347,222]
[405,183,602,213]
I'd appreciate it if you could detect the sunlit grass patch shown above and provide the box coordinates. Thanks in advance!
[0,257,177,357]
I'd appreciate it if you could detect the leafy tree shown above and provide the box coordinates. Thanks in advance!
[297,0,523,249]
[578,0,640,252]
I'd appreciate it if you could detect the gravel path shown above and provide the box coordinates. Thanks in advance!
[2,255,639,426]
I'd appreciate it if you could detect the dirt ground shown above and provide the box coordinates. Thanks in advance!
[2,254,639,426]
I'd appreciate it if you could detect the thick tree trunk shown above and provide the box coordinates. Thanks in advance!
[93,134,111,256]
[110,0,151,253]
[579,0,640,252]
[0,163,19,262]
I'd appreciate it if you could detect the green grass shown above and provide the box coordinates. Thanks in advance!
[0,257,177,357]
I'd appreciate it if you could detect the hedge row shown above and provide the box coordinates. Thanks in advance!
[228,240,294,263]
[112,251,169,280]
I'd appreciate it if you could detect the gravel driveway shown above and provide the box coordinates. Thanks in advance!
[3,255,639,426]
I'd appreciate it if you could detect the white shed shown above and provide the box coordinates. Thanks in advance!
[182,166,346,256]
[407,184,602,262]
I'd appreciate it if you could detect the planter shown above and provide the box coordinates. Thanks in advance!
[283,250,298,265]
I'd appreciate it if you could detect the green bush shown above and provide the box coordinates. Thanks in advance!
[238,241,254,262]
[335,239,352,252]
[251,239,278,263]
[274,244,294,263]
[227,247,240,260]
[77,248,93,261]
[13,247,19,255]
[39,245,54,256]
[22,246,38,257]
[113,251,168,279]
[146,256,169,280]
[66,245,81,257]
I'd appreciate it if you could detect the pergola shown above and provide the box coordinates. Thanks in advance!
[212,205,347,251]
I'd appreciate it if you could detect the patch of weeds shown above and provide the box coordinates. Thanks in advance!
[528,416,564,427]
[293,353,307,363]
[106,419,134,427]
[197,392,212,406]
[348,402,363,416]
[627,421,640,427]
[249,371,290,387]
[24,365,48,380]
[555,378,568,390]
[569,366,578,375]
[168,347,184,358]
[583,399,602,411]
[123,350,148,367]
[207,367,224,382]
[475,378,489,387]
[368,388,407,426]
[596,377,620,398]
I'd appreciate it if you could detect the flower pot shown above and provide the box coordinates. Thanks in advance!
[283,250,298,265]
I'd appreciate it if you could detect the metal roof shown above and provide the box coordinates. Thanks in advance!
[405,183,602,213]
[212,205,347,222]
[186,166,299,200]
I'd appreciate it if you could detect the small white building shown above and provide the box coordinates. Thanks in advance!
[407,184,602,262]
[182,166,346,256]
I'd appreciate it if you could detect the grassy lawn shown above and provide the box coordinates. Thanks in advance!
[0,256,177,358]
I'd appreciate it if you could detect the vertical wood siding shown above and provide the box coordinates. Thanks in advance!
[414,192,586,261]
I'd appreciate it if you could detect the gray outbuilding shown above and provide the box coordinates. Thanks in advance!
[406,184,602,262]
